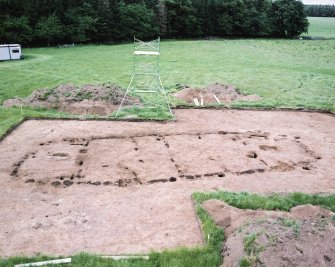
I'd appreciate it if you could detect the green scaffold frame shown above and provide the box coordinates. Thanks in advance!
[116,37,173,118]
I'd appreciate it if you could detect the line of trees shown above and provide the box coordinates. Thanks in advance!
[305,5,335,17]
[0,0,309,47]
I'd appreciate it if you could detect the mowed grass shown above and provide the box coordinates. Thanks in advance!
[1,191,335,267]
[307,17,335,38]
[1,39,335,108]
[1,39,334,135]
[0,19,334,132]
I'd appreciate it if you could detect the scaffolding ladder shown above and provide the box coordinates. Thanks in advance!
[116,37,173,118]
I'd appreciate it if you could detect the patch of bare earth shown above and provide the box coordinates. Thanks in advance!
[0,109,334,257]
[172,83,261,106]
[203,199,335,267]
[3,83,139,116]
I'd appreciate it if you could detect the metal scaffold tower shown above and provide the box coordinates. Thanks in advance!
[116,37,173,118]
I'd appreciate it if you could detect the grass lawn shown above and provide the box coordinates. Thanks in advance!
[1,191,334,267]
[1,39,335,108]
[1,37,334,136]
[307,17,335,38]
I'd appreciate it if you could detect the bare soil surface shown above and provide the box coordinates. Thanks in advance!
[203,199,335,267]
[172,83,262,105]
[3,84,139,116]
[0,109,334,257]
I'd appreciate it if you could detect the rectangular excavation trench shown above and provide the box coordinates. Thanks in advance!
[0,109,334,257]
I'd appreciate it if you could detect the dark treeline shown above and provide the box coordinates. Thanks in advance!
[0,0,309,47]
[305,5,335,17]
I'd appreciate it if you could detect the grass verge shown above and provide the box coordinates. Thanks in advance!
[192,191,335,212]
[113,106,173,121]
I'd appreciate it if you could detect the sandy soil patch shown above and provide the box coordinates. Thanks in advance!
[0,109,334,257]
[203,199,335,267]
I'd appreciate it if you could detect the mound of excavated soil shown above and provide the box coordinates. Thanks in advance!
[3,84,140,116]
[173,83,261,106]
[203,199,335,267]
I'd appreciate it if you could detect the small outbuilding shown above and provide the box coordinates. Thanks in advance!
[0,44,22,61]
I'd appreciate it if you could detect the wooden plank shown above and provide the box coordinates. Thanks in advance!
[193,98,200,106]
[15,258,71,267]
[213,94,221,104]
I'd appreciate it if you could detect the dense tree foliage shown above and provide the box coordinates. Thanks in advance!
[305,5,335,17]
[0,0,310,46]
[35,14,63,46]
[271,0,308,37]
[118,1,158,39]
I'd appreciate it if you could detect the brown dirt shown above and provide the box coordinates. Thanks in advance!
[58,99,116,116]
[3,83,139,116]
[172,83,262,106]
[0,109,334,257]
[203,199,335,267]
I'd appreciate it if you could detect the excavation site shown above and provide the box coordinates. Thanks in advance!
[0,109,334,257]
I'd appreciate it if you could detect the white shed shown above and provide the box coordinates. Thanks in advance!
[0,44,22,61]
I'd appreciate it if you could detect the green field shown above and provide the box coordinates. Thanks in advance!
[307,17,335,38]
[0,18,335,136]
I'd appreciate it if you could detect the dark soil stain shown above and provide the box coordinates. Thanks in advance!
[63,180,73,187]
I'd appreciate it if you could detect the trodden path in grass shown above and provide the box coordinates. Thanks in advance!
[0,109,334,257]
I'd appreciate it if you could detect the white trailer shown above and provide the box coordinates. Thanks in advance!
[0,44,22,61]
